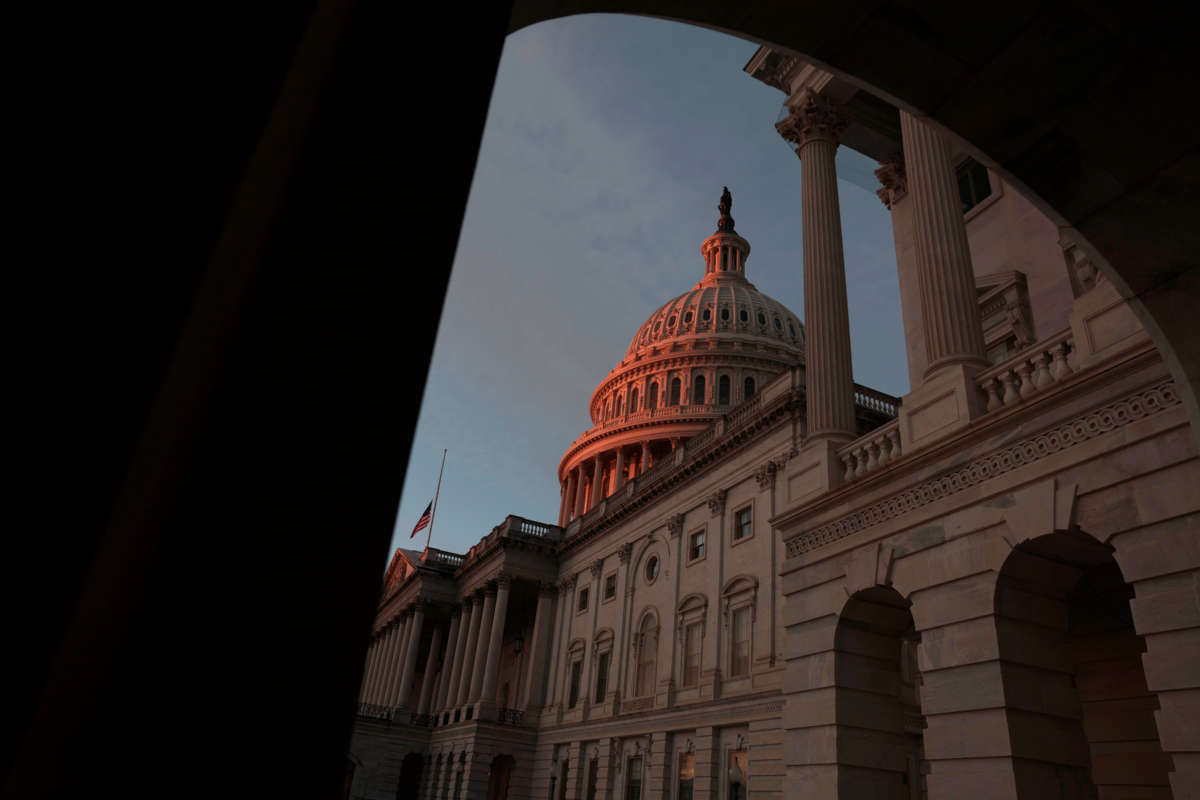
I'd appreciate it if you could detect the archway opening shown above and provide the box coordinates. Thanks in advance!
[995,531,1172,797]
[487,754,516,800]
[834,585,926,799]
[396,752,424,800]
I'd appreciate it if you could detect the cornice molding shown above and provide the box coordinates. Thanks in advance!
[784,380,1180,558]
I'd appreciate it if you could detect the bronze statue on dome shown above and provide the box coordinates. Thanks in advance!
[717,186,736,232]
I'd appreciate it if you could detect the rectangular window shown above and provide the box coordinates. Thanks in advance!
[683,622,702,687]
[625,757,643,800]
[604,573,617,600]
[569,660,582,708]
[733,507,752,541]
[578,587,589,612]
[595,652,610,704]
[727,749,748,800]
[956,157,992,214]
[559,761,569,800]
[689,530,705,561]
[731,606,751,677]
[677,753,695,800]
[586,757,599,800]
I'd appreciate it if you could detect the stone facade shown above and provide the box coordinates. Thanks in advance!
[344,52,1200,800]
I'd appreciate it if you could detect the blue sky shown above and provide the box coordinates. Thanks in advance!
[385,14,907,566]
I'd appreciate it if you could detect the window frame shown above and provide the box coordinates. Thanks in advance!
[721,576,758,682]
[956,155,1002,222]
[682,620,703,688]
[594,649,611,705]
[728,603,753,679]
[675,594,708,691]
[567,657,583,709]
[730,503,753,546]
[717,375,731,405]
[634,613,659,698]
[602,571,618,604]
[686,527,707,565]
[577,585,590,614]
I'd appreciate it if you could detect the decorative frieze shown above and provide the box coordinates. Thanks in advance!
[707,490,727,517]
[784,381,1180,558]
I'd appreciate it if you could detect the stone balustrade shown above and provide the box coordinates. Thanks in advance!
[423,548,464,568]
[977,329,1075,414]
[837,419,902,482]
[853,385,899,416]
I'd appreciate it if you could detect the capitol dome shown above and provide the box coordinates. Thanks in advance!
[557,189,806,524]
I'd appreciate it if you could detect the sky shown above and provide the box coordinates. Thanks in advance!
[385,14,908,566]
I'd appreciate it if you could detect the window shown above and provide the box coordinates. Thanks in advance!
[688,530,705,562]
[693,375,705,405]
[630,387,639,412]
[668,315,676,328]
[568,659,583,708]
[684,310,693,324]
[586,757,599,800]
[720,307,730,322]
[625,757,643,800]
[733,506,752,541]
[956,157,992,214]
[677,753,695,800]
[738,309,748,323]
[644,555,660,582]
[756,311,766,326]
[617,395,624,416]
[743,377,755,400]
[730,606,751,677]
[636,616,658,697]
[718,375,730,405]
[669,377,681,406]
[595,651,610,704]
[727,749,748,800]
[648,383,659,411]
[774,317,782,330]
[683,621,702,687]
[558,760,569,800]
[604,573,617,601]
[702,307,711,322]
[578,587,589,612]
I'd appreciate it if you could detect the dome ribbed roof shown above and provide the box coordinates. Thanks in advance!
[625,279,804,361]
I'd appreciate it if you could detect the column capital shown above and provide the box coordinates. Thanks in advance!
[754,459,779,491]
[538,580,558,596]
[496,572,513,589]
[618,542,634,564]
[558,575,577,592]
[460,594,474,609]
[589,559,604,578]
[484,581,499,596]
[707,489,727,517]
[666,514,684,538]
[775,88,849,150]
[875,151,908,209]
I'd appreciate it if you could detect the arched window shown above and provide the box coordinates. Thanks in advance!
[693,375,706,405]
[630,387,639,412]
[718,375,731,405]
[617,395,624,416]
[744,376,755,399]
[648,383,659,411]
[669,378,681,406]
[636,615,658,697]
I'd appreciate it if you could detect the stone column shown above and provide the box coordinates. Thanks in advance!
[416,626,443,715]
[545,580,569,708]
[367,627,392,705]
[446,598,474,710]
[435,608,461,712]
[613,448,626,493]
[468,586,497,703]
[521,582,556,708]
[549,577,576,708]
[899,110,989,379]
[573,465,587,518]
[776,88,857,443]
[359,637,380,702]
[374,623,403,705]
[455,592,484,707]
[480,575,512,705]
[639,442,648,473]
[394,602,425,708]
[613,543,634,702]
[559,477,572,526]
[590,455,603,509]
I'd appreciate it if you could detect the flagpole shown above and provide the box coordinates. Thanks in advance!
[425,449,447,555]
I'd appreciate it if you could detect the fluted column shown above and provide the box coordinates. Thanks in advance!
[613,448,625,494]
[521,583,556,708]
[395,602,425,708]
[899,110,989,378]
[558,477,571,526]
[468,586,497,703]
[573,465,587,518]
[435,610,461,712]
[590,455,603,509]
[416,626,443,715]
[777,88,857,443]
[446,598,475,709]
[359,637,380,702]
[480,576,512,704]
[546,579,570,708]
[368,623,394,704]
[378,615,407,705]
[639,442,648,473]
[455,592,485,707]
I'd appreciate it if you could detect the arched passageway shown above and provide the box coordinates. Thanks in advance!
[487,754,516,800]
[396,752,424,800]
[835,586,927,799]
[995,531,1172,797]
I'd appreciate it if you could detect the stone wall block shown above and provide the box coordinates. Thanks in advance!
[782,686,838,728]
[917,616,1001,672]
[1152,688,1200,751]
[906,571,999,631]
[922,708,1013,760]
[1141,628,1200,690]
[1110,515,1200,584]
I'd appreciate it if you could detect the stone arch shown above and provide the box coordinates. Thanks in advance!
[833,585,926,799]
[994,529,1173,797]
[396,752,424,800]
[633,534,669,587]
[677,592,708,616]
[486,754,516,800]
[632,606,661,698]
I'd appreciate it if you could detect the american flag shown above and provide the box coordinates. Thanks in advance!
[410,501,433,538]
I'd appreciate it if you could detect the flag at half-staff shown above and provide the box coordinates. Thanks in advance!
[410,501,433,538]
